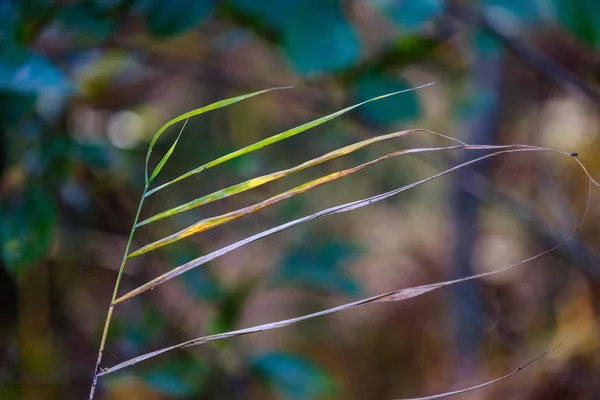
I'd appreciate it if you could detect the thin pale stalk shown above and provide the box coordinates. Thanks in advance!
[89,189,147,400]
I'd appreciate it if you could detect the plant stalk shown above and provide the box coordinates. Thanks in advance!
[89,188,147,400]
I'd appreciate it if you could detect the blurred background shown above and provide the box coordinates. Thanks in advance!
[1,0,600,399]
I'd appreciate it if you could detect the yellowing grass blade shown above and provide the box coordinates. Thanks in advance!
[138,129,464,227]
[129,143,489,259]
[144,82,435,196]
[119,145,571,300]
[145,87,291,185]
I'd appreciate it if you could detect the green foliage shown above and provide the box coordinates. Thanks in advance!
[273,234,362,295]
[0,187,56,279]
[169,248,222,301]
[0,44,71,94]
[140,357,208,397]
[482,0,542,24]
[136,0,215,37]
[353,74,420,126]
[228,0,359,75]
[251,352,334,400]
[227,0,302,31]
[112,307,167,354]
[56,2,116,40]
[282,0,359,76]
[554,0,600,47]
[377,0,442,29]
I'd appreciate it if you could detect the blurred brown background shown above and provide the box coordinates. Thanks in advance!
[1,0,600,399]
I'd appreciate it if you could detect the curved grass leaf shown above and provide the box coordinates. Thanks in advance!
[144,87,290,185]
[118,144,586,302]
[144,82,435,195]
[149,118,189,183]
[130,143,485,259]
[138,128,465,227]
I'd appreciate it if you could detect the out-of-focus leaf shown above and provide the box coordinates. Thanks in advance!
[354,74,420,125]
[482,0,541,23]
[18,0,53,34]
[140,357,207,397]
[136,0,215,37]
[553,0,600,47]
[72,143,112,169]
[57,3,116,40]
[112,307,167,355]
[251,352,334,400]
[282,0,359,75]
[0,187,56,279]
[0,1,18,40]
[0,91,36,125]
[376,0,442,29]
[226,0,301,31]
[472,32,501,56]
[273,235,362,295]
[0,43,72,94]
[168,247,222,301]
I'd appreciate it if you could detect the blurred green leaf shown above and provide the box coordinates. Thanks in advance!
[168,247,222,301]
[471,28,503,56]
[18,0,53,32]
[227,0,301,31]
[251,352,334,400]
[482,0,542,23]
[282,0,359,76]
[376,0,442,29]
[0,43,72,94]
[140,357,207,397]
[353,74,420,126]
[136,0,215,37]
[112,307,167,354]
[0,1,18,40]
[0,187,56,279]
[57,2,116,40]
[273,235,361,295]
[0,91,36,125]
[554,0,600,47]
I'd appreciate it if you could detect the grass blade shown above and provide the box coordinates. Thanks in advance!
[138,129,465,227]
[144,87,291,186]
[149,118,189,183]
[130,143,482,258]
[144,82,435,196]
[118,144,580,302]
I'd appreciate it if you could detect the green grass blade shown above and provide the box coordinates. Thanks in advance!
[149,118,189,183]
[139,129,422,227]
[144,82,435,196]
[144,87,291,186]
